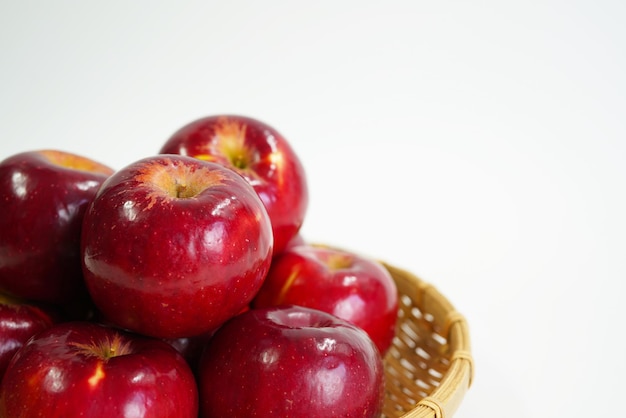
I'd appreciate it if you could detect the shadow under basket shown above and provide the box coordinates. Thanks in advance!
[381,262,473,418]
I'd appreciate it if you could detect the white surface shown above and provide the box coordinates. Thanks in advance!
[1,1,624,416]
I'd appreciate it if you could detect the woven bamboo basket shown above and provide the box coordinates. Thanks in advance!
[381,262,473,418]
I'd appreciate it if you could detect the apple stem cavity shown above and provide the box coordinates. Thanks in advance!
[267,309,336,330]
[210,116,256,170]
[70,334,133,361]
[137,157,226,200]
[0,291,24,306]
[174,182,197,199]
[325,253,354,271]
[166,178,205,199]
[229,152,249,170]
[40,150,114,175]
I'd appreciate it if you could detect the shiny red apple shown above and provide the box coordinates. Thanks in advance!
[0,321,198,417]
[0,150,114,305]
[0,292,58,379]
[197,305,385,418]
[80,154,273,338]
[252,245,398,354]
[159,114,308,255]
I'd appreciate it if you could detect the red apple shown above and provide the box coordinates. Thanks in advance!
[252,245,398,354]
[0,292,58,379]
[0,150,114,305]
[159,114,308,255]
[197,305,385,418]
[0,321,198,417]
[80,154,273,338]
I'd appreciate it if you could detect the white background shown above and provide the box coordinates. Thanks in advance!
[1,1,624,416]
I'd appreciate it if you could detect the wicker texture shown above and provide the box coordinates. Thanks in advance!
[382,263,473,418]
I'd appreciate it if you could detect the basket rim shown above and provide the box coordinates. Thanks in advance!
[381,262,473,418]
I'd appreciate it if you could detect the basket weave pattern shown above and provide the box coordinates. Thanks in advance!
[381,263,473,418]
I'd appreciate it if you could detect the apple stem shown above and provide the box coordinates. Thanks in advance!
[230,153,248,169]
[176,183,188,198]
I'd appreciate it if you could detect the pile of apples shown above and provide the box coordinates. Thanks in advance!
[0,115,399,417]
